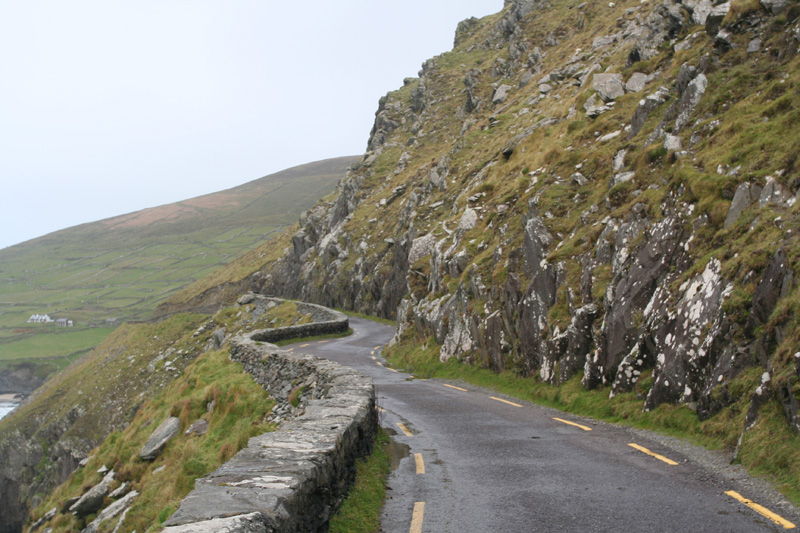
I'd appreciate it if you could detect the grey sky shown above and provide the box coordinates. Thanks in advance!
[0,0,500,249]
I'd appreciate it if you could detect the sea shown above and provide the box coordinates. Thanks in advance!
[0,401,18,421]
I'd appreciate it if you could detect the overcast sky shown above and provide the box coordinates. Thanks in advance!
[0,0,501,249]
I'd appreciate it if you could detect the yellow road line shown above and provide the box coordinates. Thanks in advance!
[388,367,399,373]
[371,356,376,360]
[627,443,679,466]
[300,343,310,347]
[371,350,375,355]
[317,340,329,344]
[286,348,294,352]
[376,361,383,367]
[414,453,425,474]
[397,422,413,437]
[553,417,592,432]
[410,502,425,533]
[377,406,385,412]
[726,490,797,529]
[490,396,522,407]
[443,383,468,392]
[374,345,382,350]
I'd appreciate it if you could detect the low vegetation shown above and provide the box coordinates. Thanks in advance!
[329,428,392,533]
[28,346,276,532]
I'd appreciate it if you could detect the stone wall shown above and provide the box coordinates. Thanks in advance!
[250,298,350,344]
[163,299,376,533]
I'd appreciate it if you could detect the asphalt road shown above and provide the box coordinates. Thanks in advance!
[285,317,800,532]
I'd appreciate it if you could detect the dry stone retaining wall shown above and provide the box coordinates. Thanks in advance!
[249,298,350,344]
[163,298,376,532]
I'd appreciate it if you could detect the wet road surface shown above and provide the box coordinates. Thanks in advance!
[285,317,798,532]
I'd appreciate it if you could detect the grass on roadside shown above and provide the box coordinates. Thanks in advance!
[28,346,276,532]
[329,427,392,533]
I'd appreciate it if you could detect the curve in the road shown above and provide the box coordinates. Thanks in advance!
[285,316,799,533]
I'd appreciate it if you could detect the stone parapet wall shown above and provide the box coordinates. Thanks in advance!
[250,299,350,344]
[163,299,375,533]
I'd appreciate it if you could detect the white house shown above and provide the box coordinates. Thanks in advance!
[27,314,53,324]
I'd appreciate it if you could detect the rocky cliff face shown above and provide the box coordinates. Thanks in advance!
[253,0,800,440]
[0,362,47,396]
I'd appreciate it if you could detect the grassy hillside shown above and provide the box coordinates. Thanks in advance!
[0,157,356,380]
[3,299,315,532]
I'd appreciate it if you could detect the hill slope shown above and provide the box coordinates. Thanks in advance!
[163,0,800,497]
[0,156,356,391]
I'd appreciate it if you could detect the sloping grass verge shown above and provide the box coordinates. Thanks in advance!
[329,427,392,533]
[28,346,275,532]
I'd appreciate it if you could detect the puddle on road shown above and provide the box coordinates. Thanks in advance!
[383,427,411,471]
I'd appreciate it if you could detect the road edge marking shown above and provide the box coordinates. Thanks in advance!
[553,417,592,431]
[490,396,522,407]
[444,384,468,392]
[628,443,679,466]
[414,453,425,474]
[397,422,413,437]
[725,490,797,529]
[410,502,425,533]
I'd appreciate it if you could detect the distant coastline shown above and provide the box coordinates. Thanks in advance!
[0,394,23,421]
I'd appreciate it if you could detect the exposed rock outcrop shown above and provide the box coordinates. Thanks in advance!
[238,0,800,453]
[139,417,181,461]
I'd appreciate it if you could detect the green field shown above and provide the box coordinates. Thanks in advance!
[0,327,115,362]
[0,156,356,370]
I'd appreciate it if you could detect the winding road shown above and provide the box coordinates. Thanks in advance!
[285,317,800,532]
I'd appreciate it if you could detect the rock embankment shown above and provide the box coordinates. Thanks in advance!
[162,302,376,532]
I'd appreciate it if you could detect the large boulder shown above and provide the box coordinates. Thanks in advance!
[705,3,730,35]
[761,0,789,15]
[674,74,708,131]
[629,87,671,138]
[81,490,139,533]
[70,470,115,517]
[593,73,625,102]
[492,84,513,104]
[409,234,437,264]
[139,417,181,461]
[625,72,651,93]
[724,183,758,229]
[684,0,714,25]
